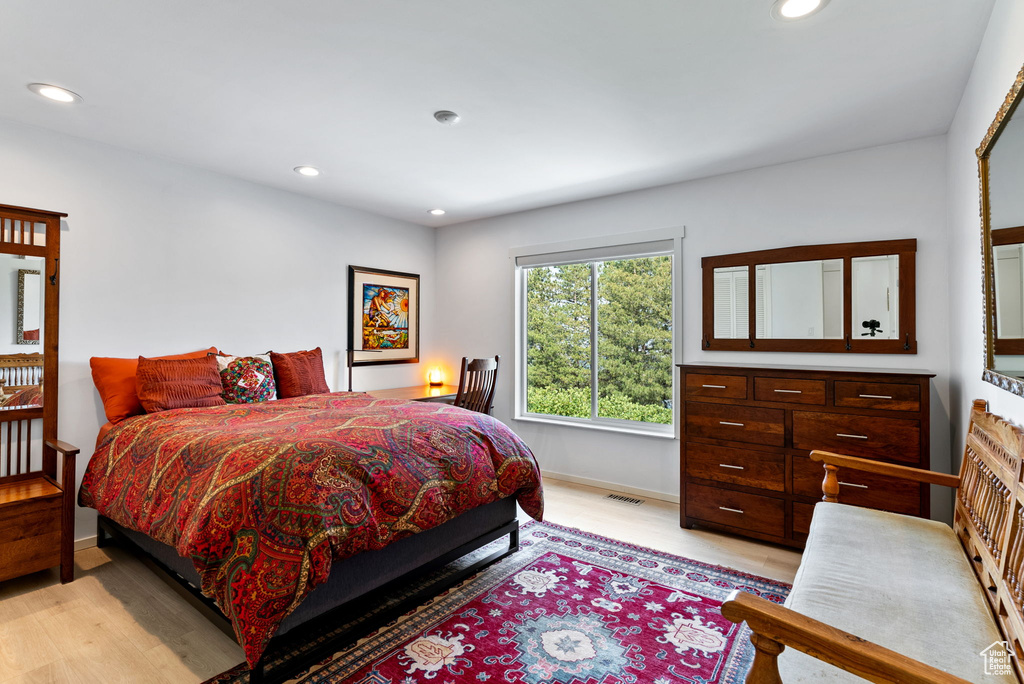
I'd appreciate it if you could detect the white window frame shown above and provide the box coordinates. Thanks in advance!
[511,228,684,438]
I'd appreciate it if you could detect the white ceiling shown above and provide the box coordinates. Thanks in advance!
[0,1,996,227]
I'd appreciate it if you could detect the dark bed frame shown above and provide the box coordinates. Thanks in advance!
[97,498,520,683]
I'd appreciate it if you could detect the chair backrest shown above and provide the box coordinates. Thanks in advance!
[453,356,499,415]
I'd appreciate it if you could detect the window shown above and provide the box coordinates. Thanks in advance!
[516,239,675,432]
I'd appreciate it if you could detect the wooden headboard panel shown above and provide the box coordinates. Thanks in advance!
[958,398,1024,677]
[0,352,43,392]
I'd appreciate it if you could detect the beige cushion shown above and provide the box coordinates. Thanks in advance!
[777,502,1015,683]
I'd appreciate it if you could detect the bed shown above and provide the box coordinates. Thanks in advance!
[80,391,543,683]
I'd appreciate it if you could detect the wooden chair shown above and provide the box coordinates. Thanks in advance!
[453,356,499,415]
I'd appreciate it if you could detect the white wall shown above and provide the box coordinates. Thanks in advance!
[0,119,439,541]
[437,136,952,520]
[947,0,1024,461]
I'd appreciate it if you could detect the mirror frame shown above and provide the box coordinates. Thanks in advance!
[16,268,40,346]
[702,238,917,353]
[981,62,1024,395]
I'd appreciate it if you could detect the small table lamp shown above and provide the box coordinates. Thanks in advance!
[428,367,444,387]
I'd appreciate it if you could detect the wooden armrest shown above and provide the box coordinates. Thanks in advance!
[45,439,80,584]
[721,590,972,684]
[810,450,960,488]
[45,439,80,456]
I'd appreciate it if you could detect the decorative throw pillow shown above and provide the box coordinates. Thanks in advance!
[90,346,219,423]
[216,354,276,403]
[136,355,226,413]
[269,347,329,399]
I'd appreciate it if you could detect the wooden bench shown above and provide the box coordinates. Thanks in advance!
[722,399,1023,683]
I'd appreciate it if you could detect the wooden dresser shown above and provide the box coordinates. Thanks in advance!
[679,363,933,548]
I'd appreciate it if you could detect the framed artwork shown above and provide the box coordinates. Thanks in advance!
[348,265,420,365]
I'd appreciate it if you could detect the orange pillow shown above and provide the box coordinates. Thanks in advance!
[90,346,218,423]
[270,347,329,398]
[136,355,226,413]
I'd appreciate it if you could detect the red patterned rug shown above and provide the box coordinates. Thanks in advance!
[204,521,790,683]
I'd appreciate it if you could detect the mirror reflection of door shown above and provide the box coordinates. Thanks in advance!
[851,255,899,340]
[713,266,749,339]
[755,259,843,340]
[995,241,1024,338]
[991,226,1024,370]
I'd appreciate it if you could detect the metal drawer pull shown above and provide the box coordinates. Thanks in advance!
[719,464,745,470]
[839,481,869,489]
[719,421,745,427]
[702,384,727,389]
[774,389,802,394]
[859,394,893,400]
[719,506,744,514]
[836,433,869,440]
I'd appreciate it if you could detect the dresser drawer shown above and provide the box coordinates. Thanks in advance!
[792,411,920,464]
[686,483,785,536]
[684,373,747,400]
[792,502,815,535]
[753,377,826,405]
[685,443,785,492]
[791,455,923,516]
[685,402,785,447]
[834,381,920,412]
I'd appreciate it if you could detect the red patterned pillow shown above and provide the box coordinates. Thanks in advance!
[90,346,219,423]
[270,348,329,399]
[136,355,226,413]
[216,354,276,403]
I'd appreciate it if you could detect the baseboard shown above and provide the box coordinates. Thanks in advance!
[541,470,679,504]
[75,535,97,551]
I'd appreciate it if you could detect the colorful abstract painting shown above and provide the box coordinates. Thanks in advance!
[362,283,410,349]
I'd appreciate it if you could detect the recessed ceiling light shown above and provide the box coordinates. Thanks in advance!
[27,83,82,104]
[294,166,320,177]
[428,209,446,216]
[433,111,461,126]
[770,0,829,20]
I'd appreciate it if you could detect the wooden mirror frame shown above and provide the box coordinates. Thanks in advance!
[702,238,917,354]
[980,62,1024,396]
[0,204,64,473]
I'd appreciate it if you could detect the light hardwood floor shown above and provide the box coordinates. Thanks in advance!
[0,478,801,683]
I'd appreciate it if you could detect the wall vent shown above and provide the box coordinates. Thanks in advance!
[605,493,644,506]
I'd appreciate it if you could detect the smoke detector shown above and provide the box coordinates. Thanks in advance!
[433,110,461,125]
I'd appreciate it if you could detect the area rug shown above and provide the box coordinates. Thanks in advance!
[204,521,790,684]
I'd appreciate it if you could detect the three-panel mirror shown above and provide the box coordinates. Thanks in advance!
[980,63,1024,394]
[703,240,916,353]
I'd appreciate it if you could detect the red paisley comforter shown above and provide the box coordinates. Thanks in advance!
[79,392,543,665]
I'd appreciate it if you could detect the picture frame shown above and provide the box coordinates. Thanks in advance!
[348,265,420,366]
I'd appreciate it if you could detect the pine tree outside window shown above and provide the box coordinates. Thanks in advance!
[514,237,676,434]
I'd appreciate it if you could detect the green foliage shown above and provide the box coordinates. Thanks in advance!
[597,257,673,407]
[525,255,673,425]
[525,263,591,390]
[526,386,590,419]
[527,387,672,425]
